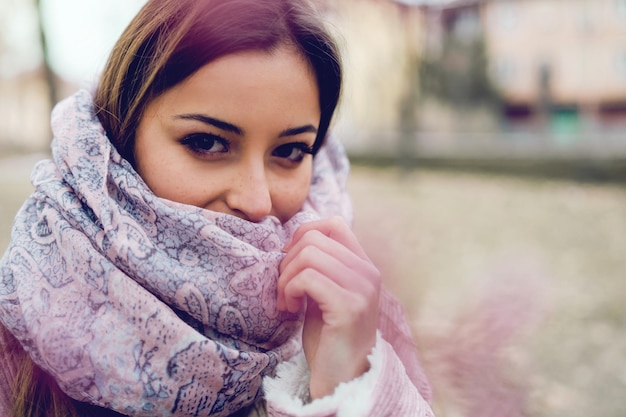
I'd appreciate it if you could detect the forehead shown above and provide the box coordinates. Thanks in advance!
[144,46,321,127]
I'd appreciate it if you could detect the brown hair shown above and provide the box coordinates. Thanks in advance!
[94,0,343,166]
[3,325,124,417]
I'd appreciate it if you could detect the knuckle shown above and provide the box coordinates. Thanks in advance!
[300,228,324,245]
[359,262,382,287]
[365,262,381,279]
[301,267,317,278]
[328,215,346,229]
[363,283,380,305]
[299,245,321,264]
[346,293,370,315]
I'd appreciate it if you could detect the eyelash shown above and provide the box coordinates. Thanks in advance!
[180,133,314,164]
[180,132,230,156]
[273,142,314,163]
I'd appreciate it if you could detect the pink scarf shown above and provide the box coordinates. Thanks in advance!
[0,90,352,416]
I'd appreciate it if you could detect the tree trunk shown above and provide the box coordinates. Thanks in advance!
[35,0,58,128]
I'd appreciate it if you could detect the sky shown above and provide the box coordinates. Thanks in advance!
[0,0,146,83]
[40,0,146,83]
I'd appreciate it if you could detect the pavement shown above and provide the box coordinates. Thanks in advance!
[348,166,626,417]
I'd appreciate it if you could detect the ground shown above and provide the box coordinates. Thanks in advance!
[1,154,625,416]
[348,166,626,417]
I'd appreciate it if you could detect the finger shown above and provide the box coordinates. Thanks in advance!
[281,228,378,276]
[282,268,349,314]
[284,217,370,261]
[278,221,381,311]
[279,243,380,295]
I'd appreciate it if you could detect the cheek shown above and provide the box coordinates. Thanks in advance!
[143,166,224,208]
[274,169,312,220]
[135,147,208,206]
[139,164,186,202]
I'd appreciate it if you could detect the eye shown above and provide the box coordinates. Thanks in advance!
[180,133,230,156]
[272,142,314,164]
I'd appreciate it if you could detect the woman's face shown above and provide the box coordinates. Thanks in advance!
[134,46,320,223]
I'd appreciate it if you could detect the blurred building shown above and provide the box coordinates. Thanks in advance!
[317,0,428,158]
[0,70,51,152]
[421,0,626,136]
[2,0,624,159]
[0,69,76,153]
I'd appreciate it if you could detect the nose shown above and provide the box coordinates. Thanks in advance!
[225,161,273,222]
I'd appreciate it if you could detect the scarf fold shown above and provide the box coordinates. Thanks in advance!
[0,90,352,416]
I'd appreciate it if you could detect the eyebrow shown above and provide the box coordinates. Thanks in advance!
[175,114,243,135]
[279,125,318,138]
[174,113,317,138]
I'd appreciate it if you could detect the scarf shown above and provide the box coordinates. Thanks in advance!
[0,90,352,416]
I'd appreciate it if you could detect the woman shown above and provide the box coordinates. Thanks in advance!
[0,0,434,415]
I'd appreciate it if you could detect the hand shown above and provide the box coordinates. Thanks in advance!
[277,216,381,399]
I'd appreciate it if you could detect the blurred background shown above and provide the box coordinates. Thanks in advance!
[1,0,625,416]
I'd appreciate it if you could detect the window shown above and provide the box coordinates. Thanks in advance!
[536,2,557,33]
[576,3,593,33]
[453,9,482,41]
[615,51,626,79]
[489,1,519,32]
[618,0,626,18]
[491,58,517,86]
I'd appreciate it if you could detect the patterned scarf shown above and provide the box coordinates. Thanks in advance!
[0,90,352,416]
